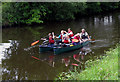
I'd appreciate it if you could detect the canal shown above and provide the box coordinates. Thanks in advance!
[1,10,119,80]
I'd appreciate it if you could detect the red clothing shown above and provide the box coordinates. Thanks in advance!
[64,40,69,44]
[60,34,63,39]
[70,34,74,37]
[74,36,80,40]
[49,37,54,44]
[68,30,74,37]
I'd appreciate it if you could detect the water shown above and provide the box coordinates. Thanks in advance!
[1,10,120,80]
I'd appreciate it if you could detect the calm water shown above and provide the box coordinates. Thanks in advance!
[1,10,120,80]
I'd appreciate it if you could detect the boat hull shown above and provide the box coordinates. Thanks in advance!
[53,41,89,55]
[39,45,53,53]
[39,41,89,54]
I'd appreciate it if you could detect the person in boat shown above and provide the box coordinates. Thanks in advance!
[56,30,69,44]
[62,33,71,44]
[79,29,91,42]
[67,28,74,38]
[48,32,55,45]
[41,32,55,46]
[72,33,83,45]
[56,30,65,44]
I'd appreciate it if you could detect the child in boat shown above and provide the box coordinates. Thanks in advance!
[67,28,74,38]
[79,29,91,42]
[72,33,83,45]
[48,33,55,44]
[56,30,65,43]
[41,32,55,46]
[62,33,71,44]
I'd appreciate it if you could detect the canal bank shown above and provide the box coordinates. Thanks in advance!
[56,44,119,80]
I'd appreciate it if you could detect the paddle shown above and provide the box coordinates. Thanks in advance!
[31,33,57,46]
[31,40,40,46]
[72,39,79,42]
[31,37,48,46]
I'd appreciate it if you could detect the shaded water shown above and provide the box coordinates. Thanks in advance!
[1,10,120,80]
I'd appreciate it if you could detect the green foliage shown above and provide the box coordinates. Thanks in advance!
[100,2,119,11]
[2,2,46,26]
[56,44,119,80]
[2,2,120,26]
[86,2,102,14]
[44,2,87,21]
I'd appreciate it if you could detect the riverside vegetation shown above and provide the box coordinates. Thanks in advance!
[56,44,119,80]
[2,2,120,26]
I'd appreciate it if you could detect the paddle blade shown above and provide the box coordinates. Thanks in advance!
[31,40,39,46]
[72,39,79,42]
[31,56,40,60]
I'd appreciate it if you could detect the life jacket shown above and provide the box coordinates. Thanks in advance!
[60,34,63,39]
[68,30,74,37]
[63,37,69,44]
[64,40,69,44]
[81,32,88,39]
[74,36,80,40]
[49,36,54,44]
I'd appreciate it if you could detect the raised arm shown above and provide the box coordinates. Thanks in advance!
[41,38,47,40]
[52,32,55,39]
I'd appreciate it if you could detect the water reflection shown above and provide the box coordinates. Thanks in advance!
[62,56,71,67]
[29,46,92,69]
[60,47,92,68]
[48,55,55,67]
[73,54,81,62]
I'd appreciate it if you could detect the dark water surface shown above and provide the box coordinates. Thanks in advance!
[1,10,120,80]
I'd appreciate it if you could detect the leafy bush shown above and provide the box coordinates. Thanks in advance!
[2,2,120,26]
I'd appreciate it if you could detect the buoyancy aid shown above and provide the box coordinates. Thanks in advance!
[63,37,69,44]
[81,32,88,39]
[68,30,74,37]
[74,36,80,40]
[60,34,63,39]
[49,36,54,44]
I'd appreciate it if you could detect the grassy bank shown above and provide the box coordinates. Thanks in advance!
[56,44,119,80]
